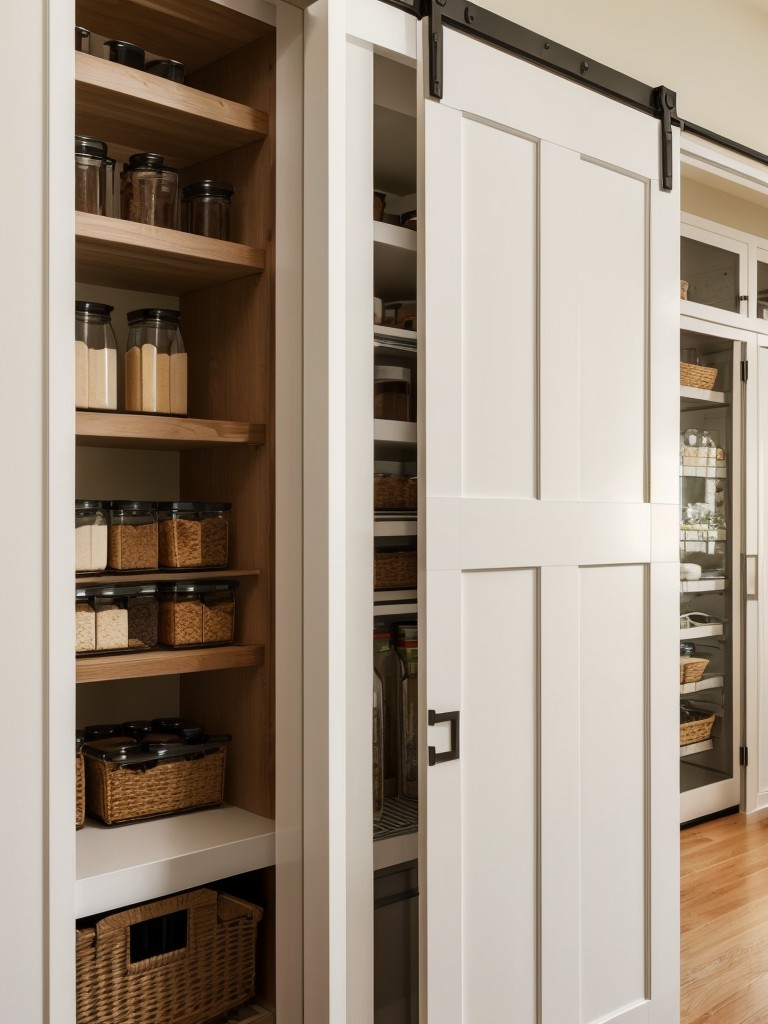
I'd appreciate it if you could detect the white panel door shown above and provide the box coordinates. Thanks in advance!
[419,25,680,1024]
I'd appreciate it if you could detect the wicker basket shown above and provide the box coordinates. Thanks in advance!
[84,746,226,826]
[76,751,85,829]
[680,711,716,746]
[76,888,263,1024]
[680,656,709,685]
[680,362,718,391]
[374,550,417,590]
[374,474,417,511]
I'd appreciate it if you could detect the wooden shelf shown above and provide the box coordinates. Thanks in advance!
[76,412,265,450]
[76,53,267,169]
[75,0,272,73]
[76,804,275,917]
[76,212,264,293]
[76,643,264,683]
[77,569,261,585]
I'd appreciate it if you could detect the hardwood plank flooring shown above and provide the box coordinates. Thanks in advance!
[682,811,768,1023]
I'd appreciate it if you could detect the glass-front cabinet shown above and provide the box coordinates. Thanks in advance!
[679,319,744,823]
[681,222,748,319]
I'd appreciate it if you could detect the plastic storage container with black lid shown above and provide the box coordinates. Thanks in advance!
[75,582,159,654]
[106,500,158,570]
[158,579,239,648]
[156,501,231,569]
[75,135,110,216]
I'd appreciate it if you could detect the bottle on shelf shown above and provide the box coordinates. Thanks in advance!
[396,623,419,800]
[373,622,402,799]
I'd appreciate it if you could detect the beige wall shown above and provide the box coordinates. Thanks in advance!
[483,0,768,156]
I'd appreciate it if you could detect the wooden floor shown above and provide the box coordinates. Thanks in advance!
[682,811,768,1023]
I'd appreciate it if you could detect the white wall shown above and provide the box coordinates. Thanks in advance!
[486,0,768,156]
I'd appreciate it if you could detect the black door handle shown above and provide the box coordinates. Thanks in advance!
[428,709,460,766]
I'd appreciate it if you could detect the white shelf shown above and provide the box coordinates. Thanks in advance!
[374,419,417,445]
[680,465,727,478]
[680,384,727,406]
[680,675,725,695]
[374,831,419,871]
[375,520,417,537]
[374,588,417,617]
[373,221,418,252]
[680,577,727,593]
[76,805,276,918]
[375,324,419,343]
[680,739,714,757]
[679,624,724,640]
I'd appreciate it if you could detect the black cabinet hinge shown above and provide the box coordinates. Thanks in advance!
[741,360,749,383]
[740,746,749,767]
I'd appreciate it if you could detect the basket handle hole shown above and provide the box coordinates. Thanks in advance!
[130,909,188,963]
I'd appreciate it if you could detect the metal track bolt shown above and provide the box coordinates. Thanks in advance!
[465,6,475,22]
[581,61,590,74]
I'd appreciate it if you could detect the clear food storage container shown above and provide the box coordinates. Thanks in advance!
[120,152,180,229]
[75,584,159,654]
[76,301,117,411]
[75,499,108,574]
[158,580,239,647]
[182,180,235,240]
[75,135,109,216]
[125,308,187,416]
[107,501,158,570]
[156,502,231,568]
[374,366,412,422]
[397,623,419,799]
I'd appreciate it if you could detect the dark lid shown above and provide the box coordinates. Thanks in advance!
[145,58,186,83]
[75,135,108,159]
[127,151,166,171]
[127,308,181,325]
[155,501,232,513]
[122,721,153,738]
[107,499,156,511]
[83,735,230,764]
[105,39,145,68]
[75,499,105,510]
[83,723,122,740]
[75,301,114,318]
[76,730,85,751]
[182,180,235,201]
[151,718,204,742]
[79,583,158,599]
[158,579,239,595]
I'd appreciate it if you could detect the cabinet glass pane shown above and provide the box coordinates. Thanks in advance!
[681,236,740,313]
[758,260,768,321]
[679,330,739,798]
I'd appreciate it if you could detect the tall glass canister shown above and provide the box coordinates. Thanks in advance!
[125,308,187,415]
[75,301,117,411]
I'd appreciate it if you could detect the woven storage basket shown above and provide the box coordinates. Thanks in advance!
[76,751,85,830]
[680,711,716,746]
[374,550,417,590]
[374,474,417,511]
[84,746,226,826]
[680,362,718,390]
[76,888,263,1024]
[680,656,709,685]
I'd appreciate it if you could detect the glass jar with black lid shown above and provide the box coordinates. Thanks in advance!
[120,152,180,229]
[75,301,117,411]
[75,135,110,216]
[182,180,235,240]
[125,308,187,416]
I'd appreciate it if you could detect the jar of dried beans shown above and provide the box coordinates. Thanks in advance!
[120,152,180,229]
[158,580,238,647]
[156,501,231,569]
[125,308,187,416]
[75,499,108,574]
[106,501,158,570]
[76,301,117,411]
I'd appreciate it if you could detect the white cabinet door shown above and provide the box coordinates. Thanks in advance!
[419,24,680,1024]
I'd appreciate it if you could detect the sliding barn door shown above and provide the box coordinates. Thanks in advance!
[420,25,680,1024]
